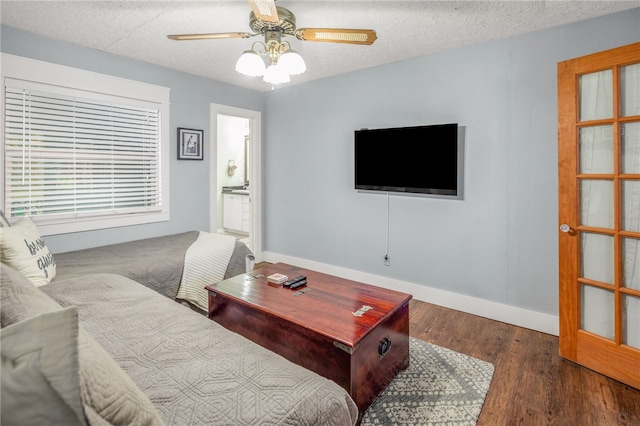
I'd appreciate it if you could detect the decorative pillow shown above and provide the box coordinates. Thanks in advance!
[0,210,9,227]
[0,217,56,286]
[1,307,87,426]
[0,263,62,328]
[0,263,165,426]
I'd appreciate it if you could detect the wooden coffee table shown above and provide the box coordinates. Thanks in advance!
[205,262,412,415]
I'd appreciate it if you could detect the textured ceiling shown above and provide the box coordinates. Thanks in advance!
[1,1,638,92]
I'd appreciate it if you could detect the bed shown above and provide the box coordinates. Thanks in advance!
[51,231,250,310]
[1,228,359,425]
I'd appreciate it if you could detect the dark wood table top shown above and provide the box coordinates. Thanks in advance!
[205,263,412,347]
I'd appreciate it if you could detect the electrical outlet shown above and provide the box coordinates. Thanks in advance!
[384,254,390,266]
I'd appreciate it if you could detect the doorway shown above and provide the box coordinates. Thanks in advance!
[209,103,262,262]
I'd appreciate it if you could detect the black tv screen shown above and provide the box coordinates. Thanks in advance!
[355,123,459,196]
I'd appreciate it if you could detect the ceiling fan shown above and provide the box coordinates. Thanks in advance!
[167,0,378,84]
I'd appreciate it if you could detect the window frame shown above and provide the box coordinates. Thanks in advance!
[1,53,171,236]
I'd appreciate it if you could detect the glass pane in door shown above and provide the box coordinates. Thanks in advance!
[623,238,640,290]
[581,285,614,339]
[579,70,613,121]
[580,180,614,229]
[580,126,613,174]
[622,122,640,174]
[623,181,640,232]
[581,233,614,284]
[623,294,640,349]
[621,63,640,117]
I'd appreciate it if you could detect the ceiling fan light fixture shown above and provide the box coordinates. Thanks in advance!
[235,50,266,76]
[170,2,377,86]
[263,63,290,84]
[278,49,306,75]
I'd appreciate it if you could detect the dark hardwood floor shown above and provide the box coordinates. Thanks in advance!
[408,299,640,426]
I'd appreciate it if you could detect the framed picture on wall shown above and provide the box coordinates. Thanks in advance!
[178,128,204,160]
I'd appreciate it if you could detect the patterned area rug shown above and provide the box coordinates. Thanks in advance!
[361,337,494,425]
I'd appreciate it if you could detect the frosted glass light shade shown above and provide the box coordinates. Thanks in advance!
[263,64,290,84]
[278,50,306,75]
[235,50,266,76]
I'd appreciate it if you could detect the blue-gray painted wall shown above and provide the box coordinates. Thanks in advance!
[2,9,639,317]
[261,9,639,315]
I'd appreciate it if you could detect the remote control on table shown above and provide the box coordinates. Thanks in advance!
[289,280,307,290]
[283,275,306,287]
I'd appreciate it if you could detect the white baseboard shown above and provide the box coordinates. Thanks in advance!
[262,251,559,336]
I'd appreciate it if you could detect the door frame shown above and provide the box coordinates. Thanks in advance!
[209,103,262,262]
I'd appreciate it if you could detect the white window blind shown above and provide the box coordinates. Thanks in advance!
[2,54,170,235]
[4,82,163,222]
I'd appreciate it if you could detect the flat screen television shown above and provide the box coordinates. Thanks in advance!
[355,123,460,196]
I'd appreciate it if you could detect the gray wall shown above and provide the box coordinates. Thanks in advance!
[262,9,640,316]
[0,25,264,253]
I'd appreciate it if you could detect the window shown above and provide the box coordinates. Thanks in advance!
[1,54,170,235]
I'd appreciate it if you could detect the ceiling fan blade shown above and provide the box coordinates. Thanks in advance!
[167,32,252,41]
[247,0,279,24]
[296,28,377,45]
